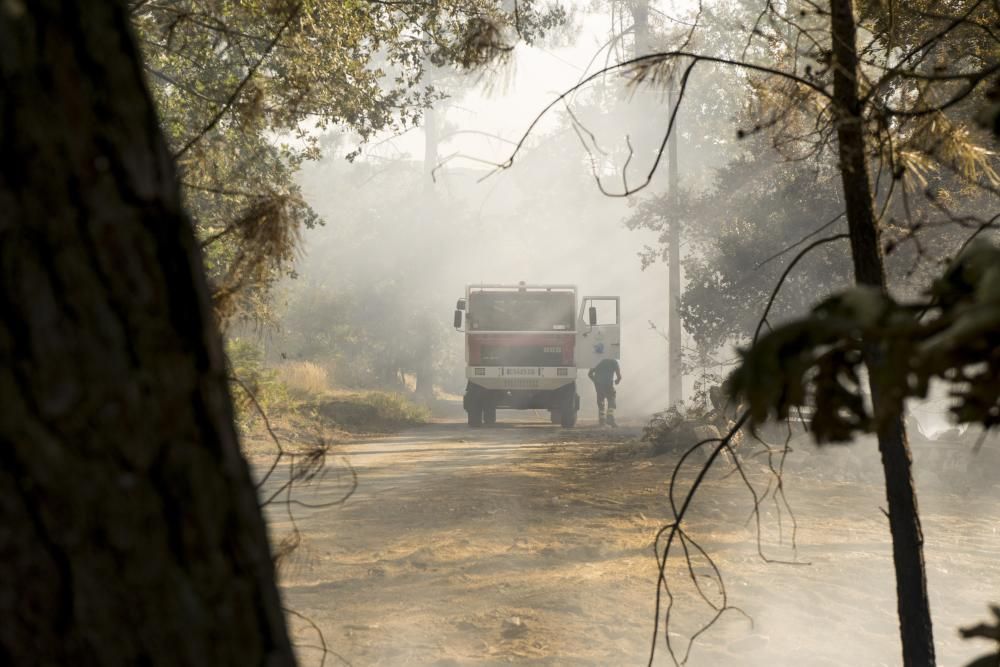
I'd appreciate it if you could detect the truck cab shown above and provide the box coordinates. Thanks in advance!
[453,283,620,427]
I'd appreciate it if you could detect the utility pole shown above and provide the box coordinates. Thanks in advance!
[423,67,439,194]
[423,113,438,193]
[415,65,439,401]
[632,0,683,405]
[633,0,649,54]
[667,82,682,406]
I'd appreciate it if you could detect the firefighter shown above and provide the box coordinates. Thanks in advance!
[588,357,621,426]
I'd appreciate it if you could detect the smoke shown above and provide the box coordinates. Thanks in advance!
[286,40,753,417]
[267,5,1000,666]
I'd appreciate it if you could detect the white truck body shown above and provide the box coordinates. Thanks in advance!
[454,283,619,427]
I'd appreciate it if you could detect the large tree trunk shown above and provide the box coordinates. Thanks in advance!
[0,3,295,665]
[829,1,935,665]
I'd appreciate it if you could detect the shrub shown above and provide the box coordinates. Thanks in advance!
[226,338,291,427]
[313,391,430,432]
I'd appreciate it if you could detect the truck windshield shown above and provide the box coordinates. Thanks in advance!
[468,291,575,331]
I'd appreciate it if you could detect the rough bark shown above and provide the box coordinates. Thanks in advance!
[829,1,935,664]
[0,3,295,665]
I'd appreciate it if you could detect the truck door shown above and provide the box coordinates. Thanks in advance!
[575,296,620,369]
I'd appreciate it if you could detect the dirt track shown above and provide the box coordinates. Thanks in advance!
[254,417,1000,666]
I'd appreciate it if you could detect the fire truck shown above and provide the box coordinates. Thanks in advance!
[453,283,620,427]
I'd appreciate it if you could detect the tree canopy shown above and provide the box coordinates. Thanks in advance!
[132,0,565,321]
[731,240,1000,442]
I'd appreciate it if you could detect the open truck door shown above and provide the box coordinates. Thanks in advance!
[575,296,620,370]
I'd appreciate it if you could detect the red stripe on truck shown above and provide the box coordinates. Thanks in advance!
[468,334,575,366]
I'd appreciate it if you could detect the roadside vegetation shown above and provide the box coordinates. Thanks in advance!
[5,1,1000,666]
[228,339,429,454]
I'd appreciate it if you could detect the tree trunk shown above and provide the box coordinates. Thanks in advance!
[0,3,295,665]
[829,1,935,665]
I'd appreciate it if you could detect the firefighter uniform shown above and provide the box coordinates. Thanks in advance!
[588,358,621,426]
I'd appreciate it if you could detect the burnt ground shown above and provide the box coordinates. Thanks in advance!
[250,415,1000,666]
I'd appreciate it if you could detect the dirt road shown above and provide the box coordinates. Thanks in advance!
[254,417,1000,667]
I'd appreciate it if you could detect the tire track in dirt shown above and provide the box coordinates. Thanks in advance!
[256,420,1000,666]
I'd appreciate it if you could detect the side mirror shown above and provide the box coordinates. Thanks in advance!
[453,309,463,329]
[456,298,466,311]
[589,306,597,326]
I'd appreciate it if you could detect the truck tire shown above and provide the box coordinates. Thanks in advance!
[484,405,497,425]
[559,385,578,427]
[467,395,483,427]
[549,410,560,424]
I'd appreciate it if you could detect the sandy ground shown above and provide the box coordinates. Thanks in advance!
[252,415,1000,667]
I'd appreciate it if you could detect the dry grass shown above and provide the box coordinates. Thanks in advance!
[276,361,329,398]
[238,387,431,459]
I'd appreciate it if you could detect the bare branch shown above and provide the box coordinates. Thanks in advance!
[753,234,850,345]
[480,49,834,193]
[229,374,286,490]
[649,412,750,666]
[755,211,846,269]
[284,606,355,667]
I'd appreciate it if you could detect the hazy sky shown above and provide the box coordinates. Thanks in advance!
[293,1,728,414]
[367,3,687,163]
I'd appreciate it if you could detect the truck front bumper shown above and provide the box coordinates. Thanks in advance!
[466,366,576,392]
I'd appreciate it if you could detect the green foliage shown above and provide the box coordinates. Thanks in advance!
[227,340,428,432]
[730,241,1000,442]
[311,391,430,432]
[629,129,989,366]
[357,391,431,424]
[132,0,565,322]
[624,0,998,369]
[628,139,852,353]
[227,337,292,425]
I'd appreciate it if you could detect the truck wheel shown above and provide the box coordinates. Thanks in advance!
[484,405,497,425]
[467,396,483,427]
[549,410,560,424]
[559,385,578,427]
